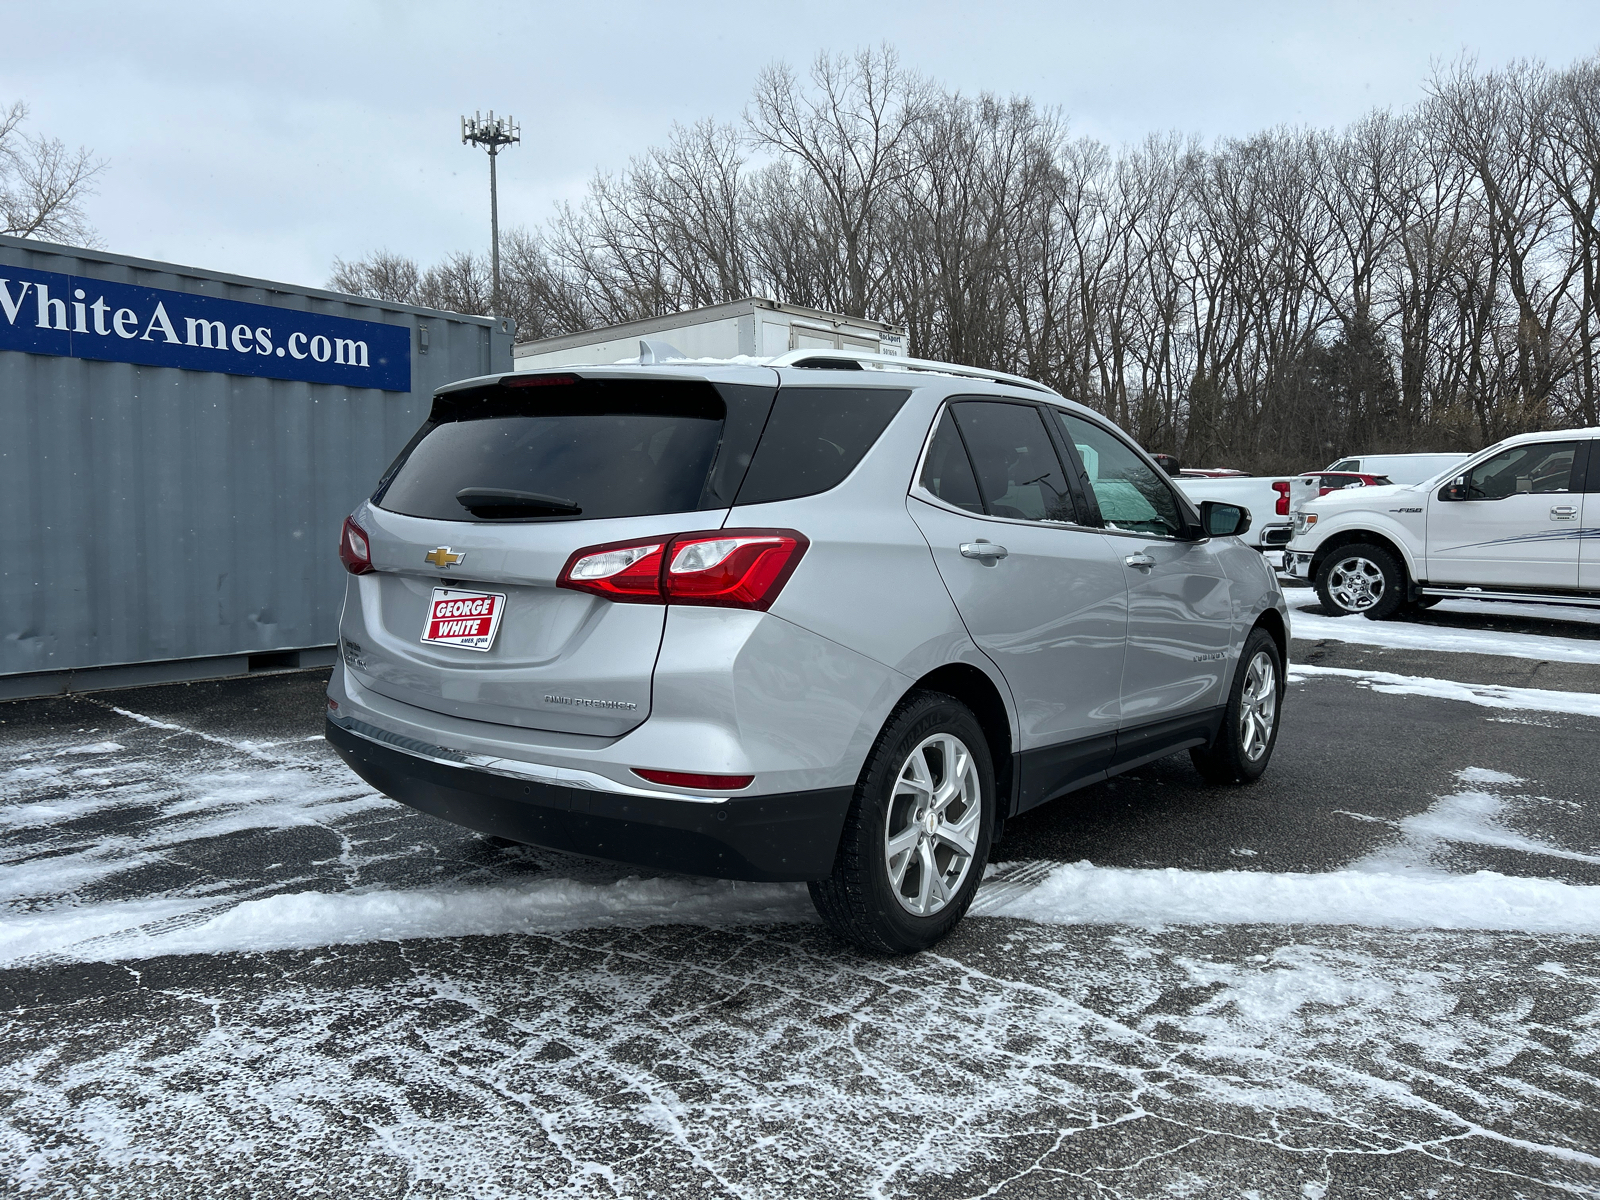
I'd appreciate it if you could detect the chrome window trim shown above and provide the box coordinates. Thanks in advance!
[907,397,1097,532]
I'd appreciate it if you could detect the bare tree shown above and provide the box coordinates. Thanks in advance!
[747,46,933,316]
[330,47,1600,471]
[1539,57,1600,425]
[329,250,422,303]
[0,101,104,244]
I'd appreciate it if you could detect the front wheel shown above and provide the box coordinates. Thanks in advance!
[1191,628,1284,784]
[1314,542,1406,619]
[809,690,994,954]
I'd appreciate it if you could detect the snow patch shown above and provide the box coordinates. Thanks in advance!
[1351,767,1600,871]
[1289,601,1600,663]
[0,876,816,966]
[986,860,1600,934]
[1288,663,1600,717]
[57,741,125,755]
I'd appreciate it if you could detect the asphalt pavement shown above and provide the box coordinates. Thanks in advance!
[3,587,1599,1198]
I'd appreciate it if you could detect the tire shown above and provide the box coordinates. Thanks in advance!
[1314,542,1406,620]
[1191,628,1284,785]
[809,690,995,954]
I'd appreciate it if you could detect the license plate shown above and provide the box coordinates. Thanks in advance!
[421,587,506,652]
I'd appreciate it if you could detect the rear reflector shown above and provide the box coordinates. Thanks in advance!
[340,516,374,575]
[632,768,754,790]
[1272,481,1291,516]
[558,528,808,610]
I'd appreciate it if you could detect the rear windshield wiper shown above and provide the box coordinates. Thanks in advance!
[455,487,583,517]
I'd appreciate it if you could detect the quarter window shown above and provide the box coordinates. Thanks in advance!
[918,410,984,514]
[1056,412,1187,538]
[947,402,1076,523]
[734,387,911,506]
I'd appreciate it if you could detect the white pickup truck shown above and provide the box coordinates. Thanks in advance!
[1171,474,1295,563]
[1285,429,1600,617]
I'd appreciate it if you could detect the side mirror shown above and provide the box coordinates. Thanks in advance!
[1200,500,1250,538]
[1438,477,1470,502]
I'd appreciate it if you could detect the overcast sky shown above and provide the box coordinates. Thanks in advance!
[6,0,1599,291]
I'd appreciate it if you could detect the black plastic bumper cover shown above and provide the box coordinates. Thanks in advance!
[326,717,853,882]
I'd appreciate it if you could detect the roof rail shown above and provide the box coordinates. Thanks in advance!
[768,349,1058,396]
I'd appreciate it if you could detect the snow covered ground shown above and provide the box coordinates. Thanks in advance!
[4,599,1600,1197]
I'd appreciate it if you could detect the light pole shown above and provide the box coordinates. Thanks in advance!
[461,111,520,315]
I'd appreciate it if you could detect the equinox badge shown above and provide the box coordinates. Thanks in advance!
[424,547,465,568]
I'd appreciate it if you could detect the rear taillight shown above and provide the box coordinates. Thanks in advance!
[558,538,666,601]
[1273,481,1291,516]
[340,517,374,575]
[557,528,808,610]
[632,768,754,790]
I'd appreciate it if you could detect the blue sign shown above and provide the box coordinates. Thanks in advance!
[0,264,411,391]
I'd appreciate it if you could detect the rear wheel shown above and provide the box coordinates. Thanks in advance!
[1191,628,1283,784]
[1314,543,1406,620]
[809,691,994,954]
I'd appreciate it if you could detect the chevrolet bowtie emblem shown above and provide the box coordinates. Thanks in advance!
[424,547,464,568]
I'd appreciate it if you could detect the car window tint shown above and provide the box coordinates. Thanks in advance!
[948,401,1075,522]
[918,409,984,513]
[1461,442,1580,500]
[377,381,726,523]
[734,387,911,506]
[1056,412,1185,538]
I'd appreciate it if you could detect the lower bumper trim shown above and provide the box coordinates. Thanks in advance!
[325,717,853,882]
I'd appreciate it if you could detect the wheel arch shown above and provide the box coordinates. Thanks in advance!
[906,663,1015,820]
[1251,606,1288,667]
[1310,528,1415,585]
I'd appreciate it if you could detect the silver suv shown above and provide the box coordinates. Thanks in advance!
[326,354,1289,952]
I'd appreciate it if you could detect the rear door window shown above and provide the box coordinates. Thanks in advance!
[376,379,744,522]
[948,401,1076,523]
[734,387,911,505]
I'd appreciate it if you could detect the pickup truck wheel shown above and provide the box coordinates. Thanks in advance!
[1314,543,1406,619]
[1191,628,1283,784]
[809,690,994,955]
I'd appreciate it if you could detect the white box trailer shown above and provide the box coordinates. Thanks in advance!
[513,297,905,369]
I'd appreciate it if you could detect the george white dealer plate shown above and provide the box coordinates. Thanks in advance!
[421,587,507,652]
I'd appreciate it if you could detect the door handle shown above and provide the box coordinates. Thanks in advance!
[960,541,1008,560]
[1124,553,1156,569]
[1551,505,1579,520]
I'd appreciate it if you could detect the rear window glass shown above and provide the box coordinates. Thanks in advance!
[376,380,727,522]
[734,387,911,506]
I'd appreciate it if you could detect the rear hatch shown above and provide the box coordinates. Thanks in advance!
[345,371,775,737]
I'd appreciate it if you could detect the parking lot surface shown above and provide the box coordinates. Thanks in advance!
[4,588,1600,1198]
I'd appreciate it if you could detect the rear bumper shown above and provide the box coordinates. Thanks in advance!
[326,716,852,882]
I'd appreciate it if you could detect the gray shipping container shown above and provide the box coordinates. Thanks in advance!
[0,235,513,699]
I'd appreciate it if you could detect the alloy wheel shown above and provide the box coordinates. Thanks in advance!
[883,733,982,916]
[1327,555,1386,612]
[1239,649,1278,762]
